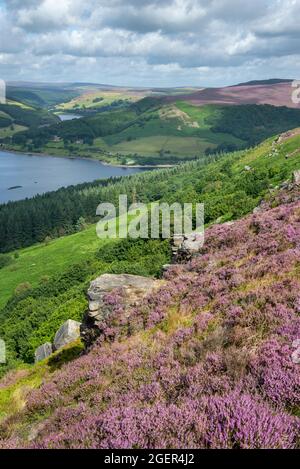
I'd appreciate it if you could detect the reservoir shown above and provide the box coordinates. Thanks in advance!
[0,150,146,204]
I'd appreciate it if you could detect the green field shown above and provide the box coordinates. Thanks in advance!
[56,89,146,110]
[0,224,107,309]
[175,101,221,128]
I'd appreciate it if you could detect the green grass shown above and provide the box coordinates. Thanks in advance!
[0,224,108,309]
[0,111,11,119]
[6,100,33,109]
[0,208,144,309]
[6,100,297,167]
[175,102,221,128]
[237,132,300,183]
[0,340,84,422]
[111,135,216,157]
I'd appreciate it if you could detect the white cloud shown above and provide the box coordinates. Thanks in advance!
[0,0,300,85]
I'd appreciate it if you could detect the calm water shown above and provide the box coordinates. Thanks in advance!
[57,113,83,121]
[0,150,145,204]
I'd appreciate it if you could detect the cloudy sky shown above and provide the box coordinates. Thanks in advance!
[0,0,300,86]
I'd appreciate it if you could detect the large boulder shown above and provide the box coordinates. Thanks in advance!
[172,232,204,263]
[34,342,53,363]
[81,274,161,346]
[53,319,81,351]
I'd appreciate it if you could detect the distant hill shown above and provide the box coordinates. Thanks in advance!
[0,145,300,446]
[164,81,299,109]
[232,78,294,87]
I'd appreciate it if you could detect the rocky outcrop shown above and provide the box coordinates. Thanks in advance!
[34,342,53,363]
[53,319,81,351]
[81,274,161,346]
[172,232,204,263]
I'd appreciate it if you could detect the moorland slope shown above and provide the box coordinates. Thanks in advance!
[0,181,299,448]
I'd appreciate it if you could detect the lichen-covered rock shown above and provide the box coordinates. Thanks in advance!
[34,342,53,363]
[0,339,6,364]
[81,274,160,346]
[53,320,81,351]
[293,170,300,185]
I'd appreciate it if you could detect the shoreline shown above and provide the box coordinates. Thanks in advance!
[0,146,175,169]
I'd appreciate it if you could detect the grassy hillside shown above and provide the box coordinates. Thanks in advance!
[0,129,300,372]
[6,85,80,109]
[55,88,146,111]
[0,124,28,138]
[5,100,300,165]
[0,183,299,448]
[0,103,59,142]
[0,236,170,368]
[2,126,300,254]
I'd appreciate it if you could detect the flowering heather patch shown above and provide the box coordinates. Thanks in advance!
[0,188,300,448]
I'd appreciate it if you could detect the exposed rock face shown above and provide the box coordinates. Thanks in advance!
[172,232,204,263]
[34,342,53,363]
[81,274,160,346]
[293,170,300,185]
[53,319,81,351]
